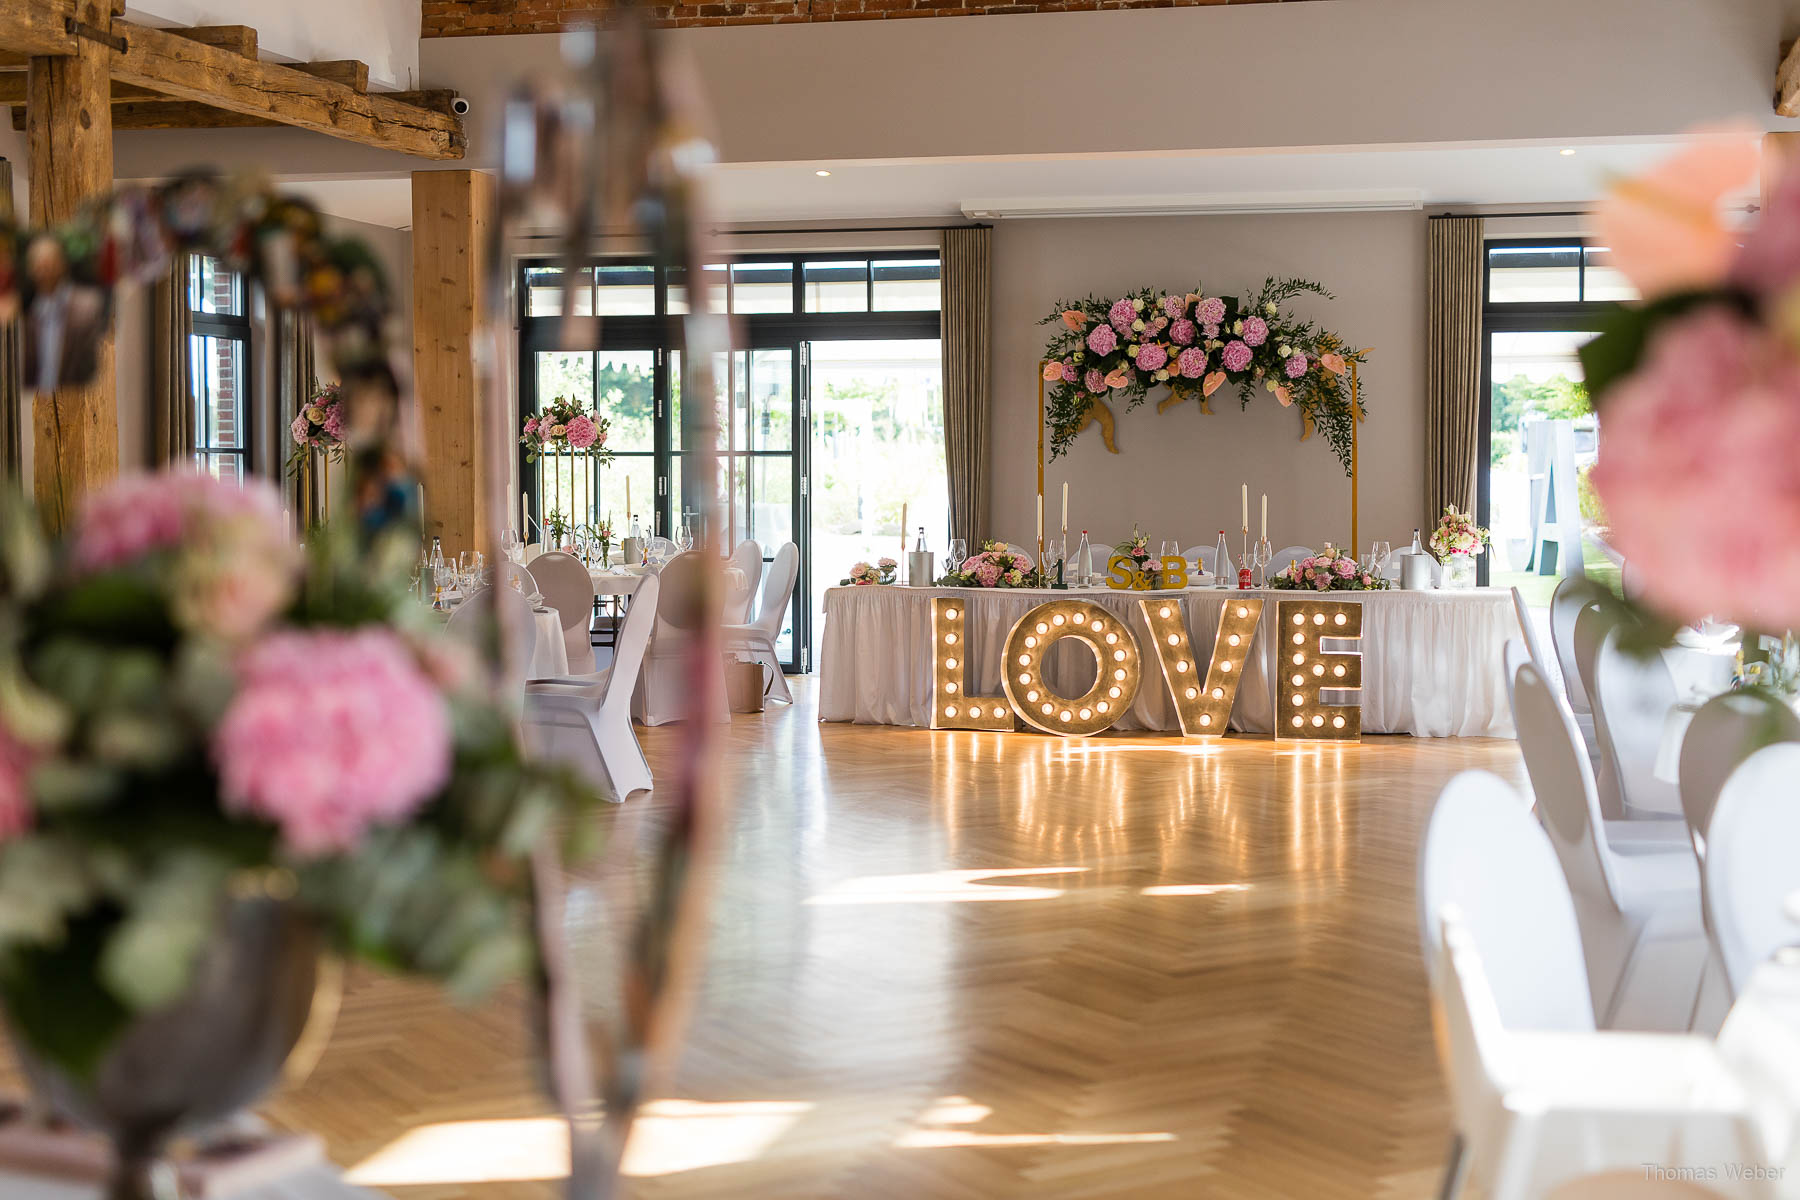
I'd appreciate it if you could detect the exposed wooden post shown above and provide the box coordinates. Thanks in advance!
[411,169,494,556]
[1764,132,1800,209]
[27,0,116,528]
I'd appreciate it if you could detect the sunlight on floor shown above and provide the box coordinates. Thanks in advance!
[1140,883,1251,897]
[895,1095,1176,1150]
[804,867,1089,905]
[345,1100,813,1186]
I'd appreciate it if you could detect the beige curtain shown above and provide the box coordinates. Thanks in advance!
[0,159,20,479]
[1424,216,1485,527]
[276,308,320,523]
[941,226,991,549]
[151,253,194,466]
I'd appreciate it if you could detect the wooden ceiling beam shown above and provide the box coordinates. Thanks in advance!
[296,60,368,92]
[0,0,79,57]
[10,88,460,134]
[170,24,256,58]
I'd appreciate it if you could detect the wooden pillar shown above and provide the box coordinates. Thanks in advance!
[411,168,494,555]
[1765,132,1800,209]
[28,0,117,528]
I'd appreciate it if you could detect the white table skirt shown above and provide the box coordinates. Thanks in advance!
[818,585,1521,737]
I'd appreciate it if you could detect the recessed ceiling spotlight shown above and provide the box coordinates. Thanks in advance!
[1559,148,1577,157]
[815,169,832,177]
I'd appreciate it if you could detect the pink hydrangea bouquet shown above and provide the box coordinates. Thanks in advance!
[937,541,1044,588]
[1269,545,1387,591]
[840,557,898,586]
[1427,505,1490,562]
[285,378,345,475]
[0,469,591,1075]
[521,394,614,466]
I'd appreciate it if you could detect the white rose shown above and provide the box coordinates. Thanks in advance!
[1154,369,1169,382]
[1127,344,1140,356]
[1132,298,1145,311]
[1264,302,1277,316]
[1233,320,1244,335]
[549,424,568,437]
[305,406,325,423]
[1131,319,1145,332]
[1278,345,1291,357]
[1265,380,1278,392]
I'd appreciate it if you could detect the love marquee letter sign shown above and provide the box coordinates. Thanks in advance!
[928,595,1362,741]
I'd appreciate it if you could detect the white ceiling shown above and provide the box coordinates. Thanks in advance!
[284,138,1704,232]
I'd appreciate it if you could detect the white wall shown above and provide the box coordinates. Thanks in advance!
[989,211,1425,557]
[124,0,421,89]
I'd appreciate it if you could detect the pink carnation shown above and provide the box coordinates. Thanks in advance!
[214,628,452,856]
[0,727,33,844]
[1169,319,1197,346]
[1285,353,1308,379]
[1176,347,1208,378]
[1084,367,1106,394]
[1161,295,1184,320]
[564,415,599,450]
[1241,316,1269,347]
[1060,361,1079,384]
[1196,297,1226,325]
[1108,298,1137,332]
[1591,307,1800,628]
[1136,343,1168,371]
[1221,341,1253,372]
[1086,324,1118,356]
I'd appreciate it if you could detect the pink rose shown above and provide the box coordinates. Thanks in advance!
[524,416,539,434]
[1060,361,1079,384]
[1334,557,1356,578]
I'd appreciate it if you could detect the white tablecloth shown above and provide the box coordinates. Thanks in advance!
[1717,950,1800,1194]
[819,585,1521,737]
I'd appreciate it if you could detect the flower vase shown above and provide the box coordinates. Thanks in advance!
[1443,554,1476,589]
[1,896,337,1200]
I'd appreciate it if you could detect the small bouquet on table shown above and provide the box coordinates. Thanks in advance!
[1427,505,1489,590]
[1269,546,1389,591]
[936,543,1046,588]
[841,558,898,586]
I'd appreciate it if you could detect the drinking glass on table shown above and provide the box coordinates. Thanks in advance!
[1253,538,1272,586]
[1368,540,1391,579]
[948,538,968,570]
[500,528,520,562]
[1161,540,1182,563]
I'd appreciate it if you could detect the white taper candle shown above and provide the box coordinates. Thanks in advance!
[1241,483,1248,531]
[1261,493,1268,541]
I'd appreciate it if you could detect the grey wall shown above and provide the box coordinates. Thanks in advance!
[989,210,1425,558]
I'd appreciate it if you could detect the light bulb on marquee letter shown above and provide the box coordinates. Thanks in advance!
[929,598,1015,730]
[1273,598,1363,742]
[1139,596,1262,736]
[1001,599,1140,736]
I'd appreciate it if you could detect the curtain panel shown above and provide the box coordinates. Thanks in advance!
[1424,216,1485,528]
[276,308,319,524]
[0,159,20,479]
[941,226,991,550]
[151,253,194,467]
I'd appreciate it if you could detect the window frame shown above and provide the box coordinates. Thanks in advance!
[189,256,253,483]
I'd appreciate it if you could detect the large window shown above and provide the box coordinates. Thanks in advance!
[1479,239,1634,603]
[190,256,251,484]
[518,252,945,671]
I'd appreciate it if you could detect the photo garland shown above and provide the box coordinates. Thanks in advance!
[1038,277,1368,471]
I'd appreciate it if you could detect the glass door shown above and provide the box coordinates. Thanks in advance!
[527,349,657,544]
[672,344,807,670]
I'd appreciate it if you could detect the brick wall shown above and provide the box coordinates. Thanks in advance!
[422,0,1307,36]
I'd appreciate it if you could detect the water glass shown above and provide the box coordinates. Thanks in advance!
[1161,540,1183,563]
[1369,540,1392,578]
[948,539,968,569]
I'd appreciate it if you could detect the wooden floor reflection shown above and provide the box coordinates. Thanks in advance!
[1,679,1525,1198]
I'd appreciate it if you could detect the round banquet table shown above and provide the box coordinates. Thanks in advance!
[819,584,1522,737]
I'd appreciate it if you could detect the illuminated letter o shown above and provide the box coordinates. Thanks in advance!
[1002,600,1140,736]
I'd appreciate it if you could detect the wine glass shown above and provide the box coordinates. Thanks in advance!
[948,538,968,569]
[500,527,520,562]
[1253,538,1272,586]
[1161,539,1182,563]
[1369,540,1391,580]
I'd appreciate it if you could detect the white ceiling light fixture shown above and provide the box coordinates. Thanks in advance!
[1559,148,1577,157]
[815,169,833,177]
[959,189,1424,220]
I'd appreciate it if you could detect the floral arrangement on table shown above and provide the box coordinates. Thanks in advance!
[1427,505,1490,562]
[1577,128,1800,636]
[1268,546,1388,591]
[544,508,571,549]
[584,517,615,565]
[1038,278,1368,469]
[1114,527,1165,588]
[284,378,345,476]
[936,542,1046,589]
[0,470,592,1079]
[521,396,613,466]
[840,557,898,586]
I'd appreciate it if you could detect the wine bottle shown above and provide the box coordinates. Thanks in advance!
[1214,530,1231,589]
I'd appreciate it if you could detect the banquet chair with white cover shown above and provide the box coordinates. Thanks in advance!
[523,574,661,801]
[1551,576,1596,716]
[522,543,545,564]
[444,586,538,703]
[1591,624,1683,818]
[1183,545,1217,576]
[1678,691,1800,860]
[724,540,763,625]
[1427,905,1771,1200]
[525,551,598,673]
[634,553,731,727]
[1512,585,1599,766]
[1503,639,1531,692]
[1572,604,1630,819]
[499,559,534,595]
[1511,660,1706,1030]
[1704,743,1800,999]
[1267,545,1312,576]
[723,541,799,705]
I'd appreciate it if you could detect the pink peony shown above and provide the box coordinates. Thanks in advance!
[0,727,33,843]
[1136,343,1168,371]
[1060,361,1079,384]
[1176,347,1208,378]
[214,628,453,855]
[1221,341,1253,372]
[1169,319,1197,346]
[1590,307,1800,627]
[1333,557,1356,578]
[564,415,599,450]
[1086,324,1118,356]
[1161,295,1184,320]
[1285,353,1308,379]
[1108,298,1137,332]
[1084,367,1106,394]
[1196,297,1226,325]
[1241,316,1269,347]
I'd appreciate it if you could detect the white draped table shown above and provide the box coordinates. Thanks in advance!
[819,585,1521,737]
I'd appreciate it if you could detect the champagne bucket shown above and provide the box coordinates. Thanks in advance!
[620,536,645,566]
[1400,552,1434,591]
[908,550,934,587]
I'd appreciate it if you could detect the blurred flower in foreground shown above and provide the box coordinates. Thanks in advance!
[1593,124,1759,297]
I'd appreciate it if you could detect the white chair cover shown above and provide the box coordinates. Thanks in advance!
[521,543,546,564]
[526,551,597,673]
[1266,545,1312,576]
[1503,639,1531,694]
[1550,576,1594,715]
[1511,660,1706,1030]
[1592,627,1682,817]
[1573,603,1625,819]
[444,585,538,703]
[723,541,799,705]
[524,574,662,800]
[634,552,731,726]
[498,559,534,595]
[1705,743,1800,998]
[647,535,677,559]
[1678,690,1800,858]
[1182,545,1218,576]
[724,539,763,625]
[1516,584,1600,767]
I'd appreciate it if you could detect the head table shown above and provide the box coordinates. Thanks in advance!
[819,584,1522,738]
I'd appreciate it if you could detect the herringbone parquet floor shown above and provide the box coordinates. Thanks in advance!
[1,678,1527,1198]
